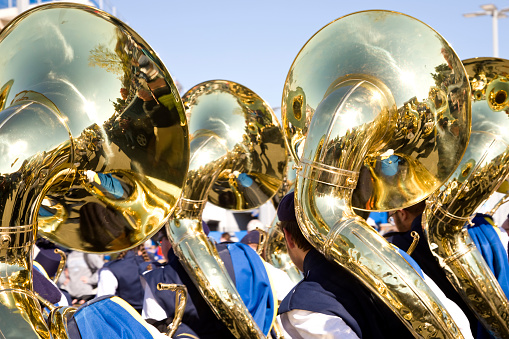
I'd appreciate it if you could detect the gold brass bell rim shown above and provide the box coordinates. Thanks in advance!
[282,9,471,212]
[182,79,287,211]
[0,3,189,253]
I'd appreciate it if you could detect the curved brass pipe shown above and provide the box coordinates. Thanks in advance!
[53,249,66,284]
[284,10,471,337]
[157,283,188,338]
[168,80,287,338]
[424,57,509,338]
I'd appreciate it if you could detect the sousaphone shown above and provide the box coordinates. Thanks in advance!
[0,3,188,337]
[283,10,471,337]
[424,57,509,338]
[167,79,287,338]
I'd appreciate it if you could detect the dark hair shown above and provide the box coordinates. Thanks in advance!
[403,201,426,217]
[117,244,153,271]
[277,220,313,252]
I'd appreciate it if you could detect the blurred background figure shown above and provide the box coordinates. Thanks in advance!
[247,218,266,233]
[60,251,104,306]
[220,232,231,243]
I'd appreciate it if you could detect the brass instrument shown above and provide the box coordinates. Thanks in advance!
[283,10,471,337]
[0,3,188,338]
[486,178,509,216]
[424,57,509,338]
[53,249,66,284]
[157,283,188,338]
[167,80,287,338]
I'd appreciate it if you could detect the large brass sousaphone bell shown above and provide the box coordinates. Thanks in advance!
[424,57,509,338]
[283,11,471,337]
[167,80,287,338]
[0,3,188,337]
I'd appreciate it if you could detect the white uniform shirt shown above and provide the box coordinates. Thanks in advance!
[96,268,118,297]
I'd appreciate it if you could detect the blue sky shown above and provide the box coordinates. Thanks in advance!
[108,0,509,118]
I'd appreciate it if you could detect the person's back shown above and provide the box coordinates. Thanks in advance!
[279,248,413,338]
[142,238,276,338]
[276,191,414,338]
[143,247,236,339]
[97,248,150,313]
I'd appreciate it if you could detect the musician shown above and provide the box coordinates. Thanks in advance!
[276,191,414,338]
[96,244,154,313]
[386,203,477,338]
[240,230,295,303]
[141,225,276,338]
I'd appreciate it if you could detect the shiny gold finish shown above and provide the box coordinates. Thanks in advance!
[487,178,509,216]
[168,80,287,338]
[255,227,268,256]
[157,283,188,338]
[488,194,509,216]
[283,10,471,337]
[0,3,189,337]
[283,13,470,212]
[424,57,509,338]
[0,3,189,253]
[407,231,420,256]
[47,306,77,339]
[0,224,50,338]
[53,249,66,284]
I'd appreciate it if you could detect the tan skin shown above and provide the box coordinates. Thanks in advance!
[282,229,310,272]
[391,209,416,233]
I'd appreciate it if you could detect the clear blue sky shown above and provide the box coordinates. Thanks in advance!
[108,0,509,117]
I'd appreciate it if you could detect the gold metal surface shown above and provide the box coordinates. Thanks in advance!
[283,10,471,337]
[407,231,420,256]
[0,2,189,337]
[487,178,509,216]
[53,249,66,284]
[424,57,509,338]
[283,12,470,212]
[157,283,187,338]
[47,306,77,339]
[0,3,188,253]
[167,80,287,338]
[182,80,286,211]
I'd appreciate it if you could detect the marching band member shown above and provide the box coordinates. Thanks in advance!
[386,203,476,338]
[276,191,414,339]
[142,226,276,338]
[96,244,155,314]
